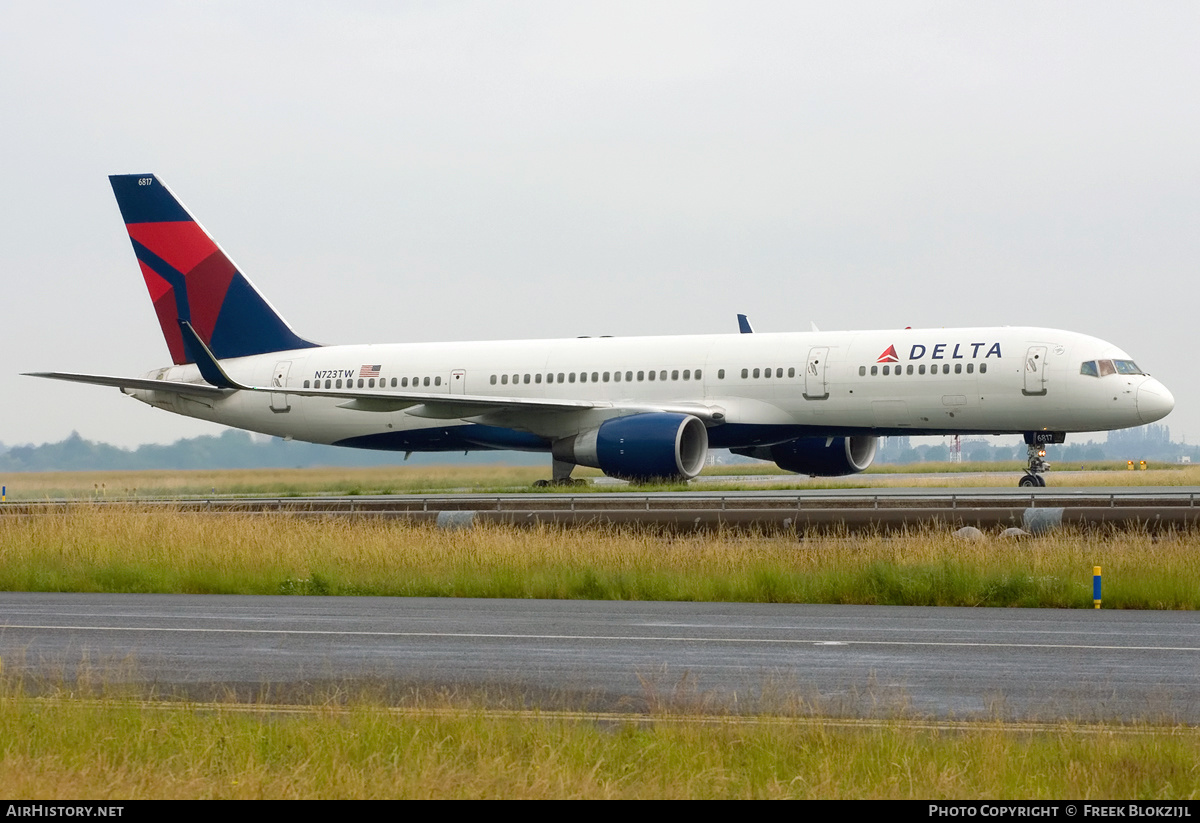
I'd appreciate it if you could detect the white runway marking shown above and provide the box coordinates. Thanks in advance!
[4,622,1199,653]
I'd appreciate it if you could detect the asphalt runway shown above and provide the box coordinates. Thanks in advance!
[2,593,1197,721]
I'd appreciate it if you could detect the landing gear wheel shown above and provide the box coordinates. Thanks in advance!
[1019,440,1051,488]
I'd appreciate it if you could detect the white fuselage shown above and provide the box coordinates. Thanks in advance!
[125,326,1173,453]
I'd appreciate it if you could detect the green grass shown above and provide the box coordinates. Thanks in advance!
[1,685,1197,799]
[3,462,1198,500]
[2,507,1198,608]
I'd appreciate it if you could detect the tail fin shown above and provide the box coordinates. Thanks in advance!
[109,174,318,365]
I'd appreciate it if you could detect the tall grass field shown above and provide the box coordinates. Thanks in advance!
[1,506,1197,607]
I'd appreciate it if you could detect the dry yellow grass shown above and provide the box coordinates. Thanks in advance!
[1,506,1197,606]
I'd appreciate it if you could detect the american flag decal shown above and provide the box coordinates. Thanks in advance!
[359,364,381,379]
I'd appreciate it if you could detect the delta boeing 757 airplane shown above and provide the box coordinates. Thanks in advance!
[27,174,1175,487]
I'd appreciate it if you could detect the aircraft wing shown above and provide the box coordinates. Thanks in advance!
[24,371,230,398]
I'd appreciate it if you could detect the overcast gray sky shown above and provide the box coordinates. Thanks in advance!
[3,1,1198,449]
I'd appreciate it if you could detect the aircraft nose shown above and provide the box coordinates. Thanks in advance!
[1136,378,1175,423]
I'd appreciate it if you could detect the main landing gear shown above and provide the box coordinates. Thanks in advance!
[533,459,586,488]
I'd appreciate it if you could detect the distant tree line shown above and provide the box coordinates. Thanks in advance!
[1,424,1194,473]
[876,425,1197,465]
[0,430,543,473]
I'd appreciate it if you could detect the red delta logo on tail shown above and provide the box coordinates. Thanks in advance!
[876,345,900,363]
[125,219,236,365]
[109,174,316,365]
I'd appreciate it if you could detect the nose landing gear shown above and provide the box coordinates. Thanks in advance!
[1019,431,1064,487]
[1019,443,1048,487]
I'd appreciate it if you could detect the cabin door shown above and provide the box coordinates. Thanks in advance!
[1022,346,1048,396]
[271,361,292,412]
[450,369,466,395]
[803,347,829,400]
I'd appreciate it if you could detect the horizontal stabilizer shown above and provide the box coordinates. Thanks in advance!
[24,371,228,398]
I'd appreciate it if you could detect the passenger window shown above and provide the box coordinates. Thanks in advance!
[501,374,508,385]
[613,371,620,382]
[741,369,748,379]
[402,377,409,387]
[435,376,442,386]
[336,379,343,388]
[626,371,633,381]
[648,371,656,381]
[718,369,725,379]
[369,378,376,388]
[391,378,397,388]
[637,371,644,381]
[491,375,497,385]
[603,372,610,382]
[592,372,599,382]
[980,363,987,374]
[558,373,565,383]
[682,370,690,380]
[883,365,890,376]
[966,364,974,374]
[954,364,962,374]
[695,369,702,379]
[943,364,950,374]
[870,366,878,376]
[753,368,760,378]
[325,379,331,389]
[788,367,795,378]
[672,370,679,380]
[580,372,587,383]
[535,373,542,384]
[919,365,925,375]
[859,366,866,376]
[776,368,783,378]
[423,377,430,387]
[524,374,531,384]
[303,380,310,388]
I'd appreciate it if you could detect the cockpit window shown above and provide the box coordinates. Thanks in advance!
[1081,359,1144,378]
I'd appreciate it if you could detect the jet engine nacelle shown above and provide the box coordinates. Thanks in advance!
[732,435,877,476]
[553,413,709,481]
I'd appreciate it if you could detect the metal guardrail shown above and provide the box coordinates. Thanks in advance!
[3,490,1199,532]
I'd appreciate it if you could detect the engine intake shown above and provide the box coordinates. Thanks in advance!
[553,413,709,481]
